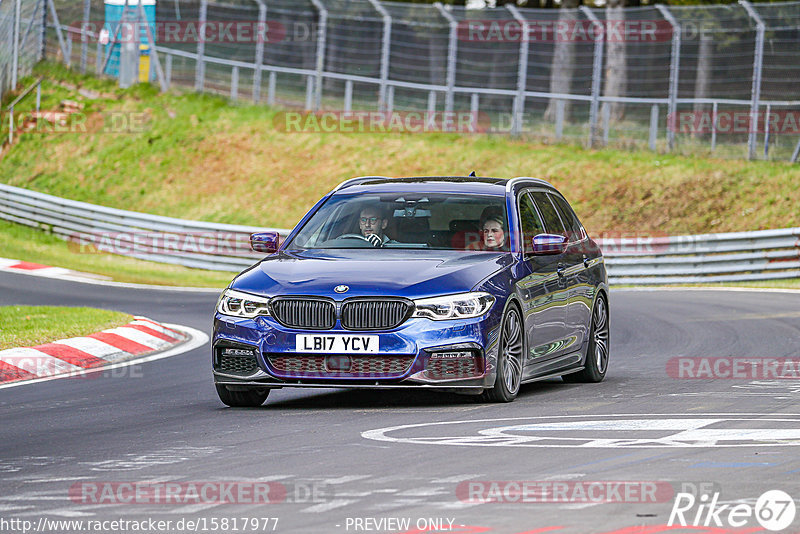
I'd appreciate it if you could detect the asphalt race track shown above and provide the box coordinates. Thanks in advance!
[1,270,799,534]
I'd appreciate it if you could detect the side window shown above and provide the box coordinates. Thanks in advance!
[530,191,566,237]
[549,193,585,242]
[518,192,545,254]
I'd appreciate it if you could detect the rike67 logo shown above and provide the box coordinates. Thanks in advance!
[669,490,796,532]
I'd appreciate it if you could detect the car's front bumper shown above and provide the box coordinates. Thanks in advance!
[212,312,501,393]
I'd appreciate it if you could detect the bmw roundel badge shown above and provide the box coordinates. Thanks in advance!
[334,285,349,293]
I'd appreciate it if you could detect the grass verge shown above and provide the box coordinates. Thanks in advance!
[0,305,132,350]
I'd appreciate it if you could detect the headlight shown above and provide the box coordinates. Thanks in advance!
[217,289,271,318]
[412,292,495,320]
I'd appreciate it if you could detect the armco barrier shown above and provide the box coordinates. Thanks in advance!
[1,183,798,284]
[598,229,800,284]
[0,183,283,271]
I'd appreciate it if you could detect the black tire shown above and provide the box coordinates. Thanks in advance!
[215,384,270,407]
[482,304,525,402]
[563,294,609,383]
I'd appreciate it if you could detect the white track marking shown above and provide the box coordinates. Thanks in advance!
[0,325,208,390]
[102,326,170,349]
[0,348,82,376]
[50,337,126,359]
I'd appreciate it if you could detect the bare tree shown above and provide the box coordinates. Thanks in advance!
[602,0,627,121]
[543,0,581,121]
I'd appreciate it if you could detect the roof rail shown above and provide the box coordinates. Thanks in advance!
[506,176,554,191]
[332,176,393,192]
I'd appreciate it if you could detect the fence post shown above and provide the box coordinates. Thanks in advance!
[507,5,530,137]
[791,137,800,163]
[711,101,717,152]
[763,103,770,158]
[12,0,21,88]
[649,104,658,151]
[555,100,565,140]
[136,1,167,92]
[195,0,207,92]
[367,0,392,112]
[739,0,765,161]
[253,0,266,103]
[165,53,172,89]
[80,0,91,73]
[580,6,603,148]
[309,0,327,111]
[40,0,47,61]
[344,79,352,112]
[434,3,457,116]
[268,71,276,106]
[655,4,680,152]
[231,66,239,101]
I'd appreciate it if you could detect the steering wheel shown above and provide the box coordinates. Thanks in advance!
[335,233,371,241]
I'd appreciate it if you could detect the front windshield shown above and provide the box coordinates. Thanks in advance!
[288,193,510,251]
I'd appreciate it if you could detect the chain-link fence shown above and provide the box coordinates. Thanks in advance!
[0,0,44,104]
[9,0,800,161]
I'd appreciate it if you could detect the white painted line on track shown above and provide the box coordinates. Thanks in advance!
[0,324,209,390]
[613,286,800,294]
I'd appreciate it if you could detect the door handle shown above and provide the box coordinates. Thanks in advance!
[583,255,590,268]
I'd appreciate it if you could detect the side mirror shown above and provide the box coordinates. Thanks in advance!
[532,233,567,255]
[250,232,280,254]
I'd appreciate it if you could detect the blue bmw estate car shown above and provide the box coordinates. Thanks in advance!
[213,176,609,406]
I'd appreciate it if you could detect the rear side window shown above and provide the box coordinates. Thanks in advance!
[549,193,585,242]
[518,192,545,254]
[530,191,566,237]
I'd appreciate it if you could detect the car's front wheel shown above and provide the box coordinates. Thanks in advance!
[482,304,524,403]
[563,294,609,383]
[215,384,270,407]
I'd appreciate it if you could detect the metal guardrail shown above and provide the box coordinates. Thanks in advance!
[1,182,798,283]
[0,182,285,272]
[598,228,800,284]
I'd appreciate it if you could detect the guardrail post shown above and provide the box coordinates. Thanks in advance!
[309,0,327,111]
[434,3,457,117]
[580,6,603,148]
[739,0,765,161]
[507,5,529,137]
[80,0,91,73]
[253,0,266,103]
[649,104,658,151]
[367,0,392,112]
[195,0,207,92]
[655,4,680,152]
[12,0,21,88]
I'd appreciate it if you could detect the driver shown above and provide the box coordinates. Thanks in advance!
[358,206,392,247]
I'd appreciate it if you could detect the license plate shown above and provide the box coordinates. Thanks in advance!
[295,334,379,353]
